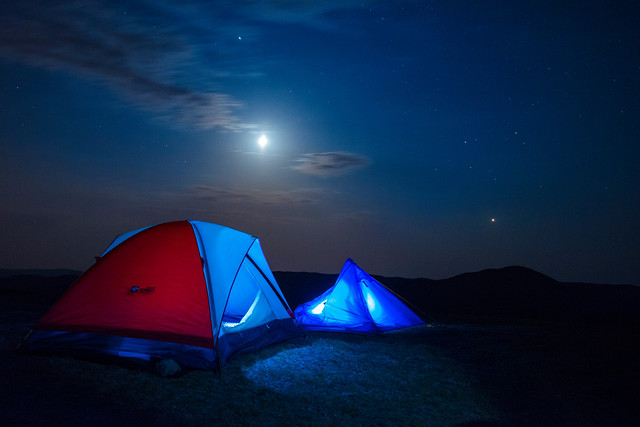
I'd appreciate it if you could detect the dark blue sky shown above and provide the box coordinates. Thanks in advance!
[1,1,638,284]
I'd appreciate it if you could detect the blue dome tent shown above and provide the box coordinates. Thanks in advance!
[21,221,302,370]
[294,259,424,333]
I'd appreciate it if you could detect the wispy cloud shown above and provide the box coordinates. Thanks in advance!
[0,1,245,130]
[188,186,327,205]
[0,1,377,132]
[292,152,369,176]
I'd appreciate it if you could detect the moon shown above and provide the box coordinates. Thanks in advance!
[258,134,268,149]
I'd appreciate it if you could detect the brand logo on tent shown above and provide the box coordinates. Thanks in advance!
[129,285,156,294]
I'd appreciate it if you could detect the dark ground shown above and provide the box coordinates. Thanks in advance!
[1,269,639,426]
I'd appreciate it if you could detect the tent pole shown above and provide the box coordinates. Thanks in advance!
[246,254,307,337]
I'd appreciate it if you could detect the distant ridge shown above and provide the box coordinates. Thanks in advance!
[276,266,640,325]
[1,266,638,325]
[0,270,80,301]
[447,266,558,288]
[0,268,82,279]
[273,271,338,311]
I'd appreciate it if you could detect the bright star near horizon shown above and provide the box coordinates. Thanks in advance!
[258,134,268,149]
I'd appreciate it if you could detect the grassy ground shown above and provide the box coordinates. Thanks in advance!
[1,278,639,426]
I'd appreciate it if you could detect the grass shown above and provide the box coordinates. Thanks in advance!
[2,327,497,426]
[1,282,639,426]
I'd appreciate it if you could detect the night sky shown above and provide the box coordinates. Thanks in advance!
[1,1,638,284]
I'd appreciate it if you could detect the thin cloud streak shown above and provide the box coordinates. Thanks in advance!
[0,1,244,130]
[188,186,327,205]
[293,152,369,176]
[0,1,375,131]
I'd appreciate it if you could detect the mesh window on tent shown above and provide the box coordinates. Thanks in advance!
[220,259,277,334]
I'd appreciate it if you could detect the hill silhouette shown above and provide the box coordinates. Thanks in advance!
[1,266,638,325]
[275,266,640,325]
[0,268,82,279]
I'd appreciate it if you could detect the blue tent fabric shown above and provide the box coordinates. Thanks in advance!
[21,221,302,370]
[294,259,425,333]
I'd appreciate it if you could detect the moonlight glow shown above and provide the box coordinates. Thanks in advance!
[258,134,268,149]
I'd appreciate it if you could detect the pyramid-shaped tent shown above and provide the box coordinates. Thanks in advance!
[21,221,302,369]
[294,259,424,333]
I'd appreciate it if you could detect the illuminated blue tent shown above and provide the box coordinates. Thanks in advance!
[294,259,424,333]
